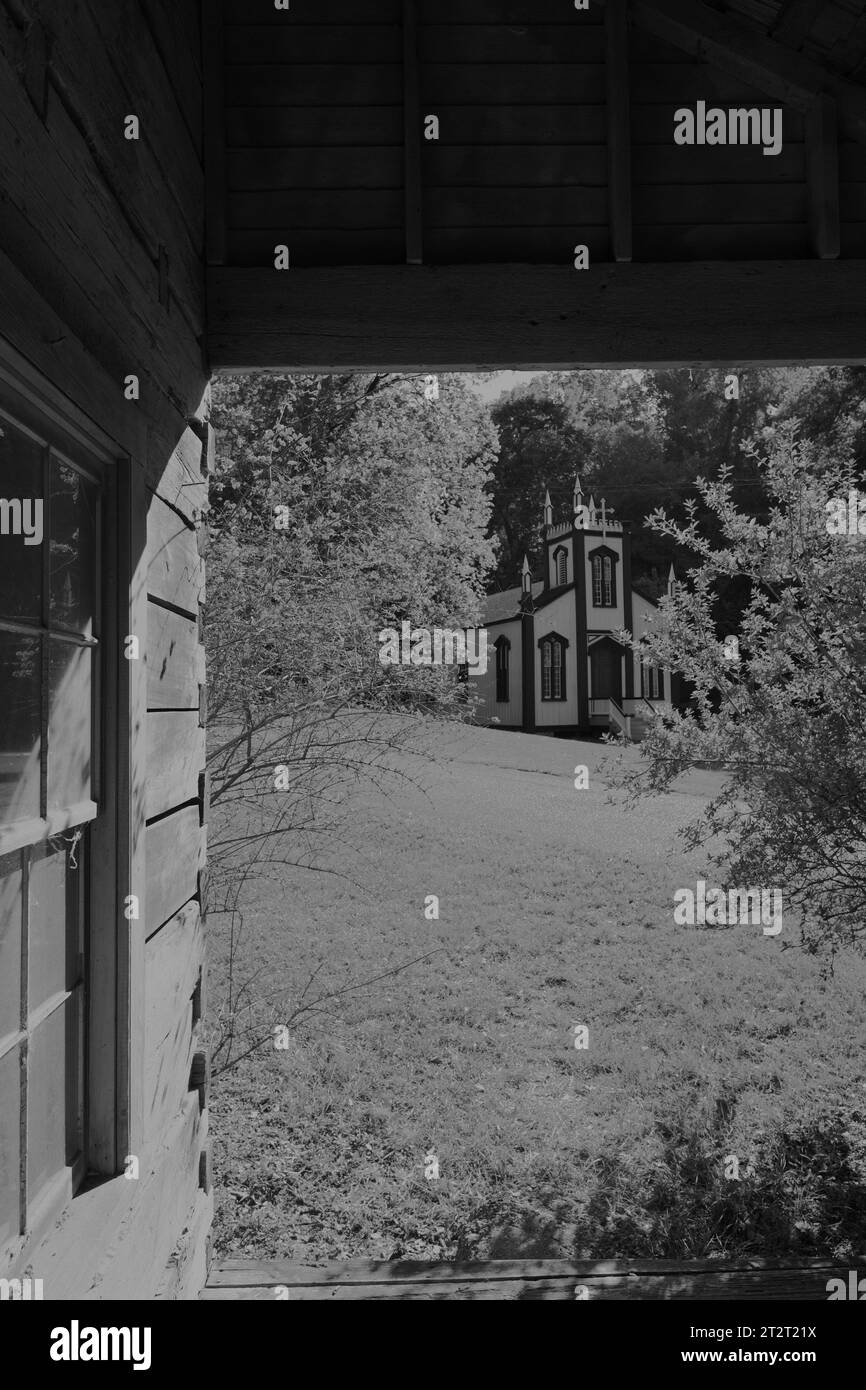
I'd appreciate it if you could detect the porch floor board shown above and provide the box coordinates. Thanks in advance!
[201,1255,848,1300]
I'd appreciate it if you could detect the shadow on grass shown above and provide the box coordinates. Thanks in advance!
[479,1106,866,1267]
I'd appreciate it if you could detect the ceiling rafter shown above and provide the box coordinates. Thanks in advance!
[599,0,866,144]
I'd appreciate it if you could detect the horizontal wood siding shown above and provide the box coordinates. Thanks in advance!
[420,5,607,264]
[147,713,205,821]
[1,0,209,1294]
[630,29,810,260]
[145,806,204,937]
[144,902,204,1142]
[147,606,205,710]
[224,0,403,266]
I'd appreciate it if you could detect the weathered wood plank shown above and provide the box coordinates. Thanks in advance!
[633,184,807,223]
[146,712,205,822]
[147,605,203,711]
[806,94,841,258]
[145,807,203,935]
[224,0,400,18]
[147,424,209,527]
[155,1188,213,1301]
[0,27,203,417]
[229,186,609,229]
[117,458,149,1176]
[207,261,866,369]
[228,189,403,227]
[204,0,228,266]
[623,0,866,140]
[634,223,809,260]
[139,0,203,154]
[147,495,204,616]
[144,902,203,1141]
[605,0,632,262]
[200,1270,844,1300]
[209,1254,844,1285]
[403,0,423,264]
[226,229,406,266]
[203,1254,857,1300]
[772,0,824,49]
[227,64,404,107]
[71,0,204,247]
[24,0,204,327]
[92,1096,204,1299]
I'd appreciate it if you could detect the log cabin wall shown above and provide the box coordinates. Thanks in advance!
[0,0,211,1298]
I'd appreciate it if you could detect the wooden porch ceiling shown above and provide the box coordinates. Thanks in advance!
[205,0,866,369]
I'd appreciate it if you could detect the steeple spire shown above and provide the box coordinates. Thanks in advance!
[521,554,532,594]
[667,562,677,598]
[543,488,553,528]
[573,473,583,515]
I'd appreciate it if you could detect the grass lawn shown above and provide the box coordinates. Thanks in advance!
[208,722,866,1264]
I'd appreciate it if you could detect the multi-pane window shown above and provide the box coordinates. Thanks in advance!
[591,553,615,607]
[540,635,566,701]
[554,547,567,587]
[0,397,100,1256]
[641,661,663,699]
[495,637,510,703]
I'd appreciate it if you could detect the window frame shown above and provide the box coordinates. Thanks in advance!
[589,546,619,609]
[0,348,136,1275]
[494,635,510,703]
[538,632,568,702]
[553,545,568,587]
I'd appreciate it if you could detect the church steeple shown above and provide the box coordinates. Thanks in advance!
[573,473,583,516]
[667,562,677,597]
[543,488,553,528]
[521,554,532,595]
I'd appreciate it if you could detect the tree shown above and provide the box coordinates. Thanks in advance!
[614,422,866,959]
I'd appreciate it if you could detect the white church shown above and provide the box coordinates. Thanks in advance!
[470,478,675,740]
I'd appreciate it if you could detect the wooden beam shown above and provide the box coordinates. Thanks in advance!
[605,0,632,263]
[203,0,227,266]
[207,261,866,371]
[806,95,840,260]
[617,0,866,144]
[402,0,423,264]
[116,456,149,1167]
[771,0,822,50]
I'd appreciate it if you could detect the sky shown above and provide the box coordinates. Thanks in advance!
[468,371,546,403]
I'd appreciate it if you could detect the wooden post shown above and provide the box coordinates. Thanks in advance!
[806,95,840,260]
[605,0,632,264]
[402,0,423,265]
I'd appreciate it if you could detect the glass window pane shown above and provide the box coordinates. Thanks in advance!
[0,1045,21,1248]
[0,632,41,828]
[0,418,44,623]
[48,642,91,810]
[0,852,22,1044]
[27,1005,67,1212]
[28,842,69,1012]
[50,460,98,637]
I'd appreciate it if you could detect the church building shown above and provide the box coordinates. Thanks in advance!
[471,479,674,740]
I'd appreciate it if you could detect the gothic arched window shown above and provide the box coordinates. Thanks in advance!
[495,636,510,703]
[539,633,568,701]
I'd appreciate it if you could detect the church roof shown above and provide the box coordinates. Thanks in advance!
[483,582,544,625]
